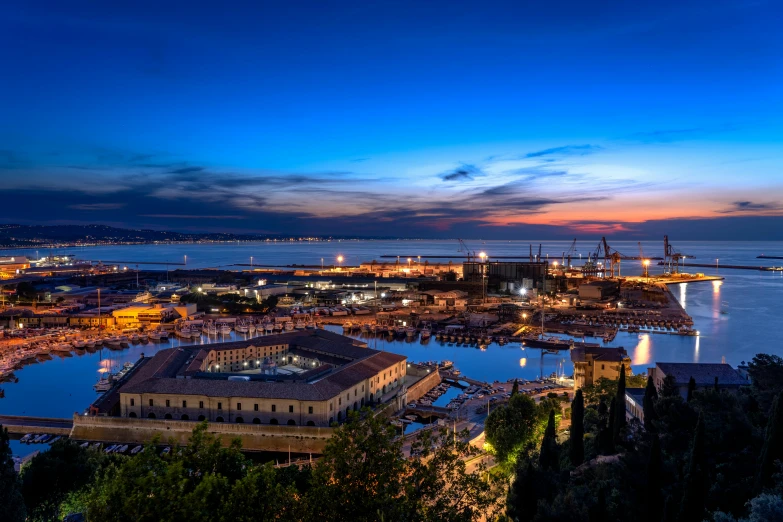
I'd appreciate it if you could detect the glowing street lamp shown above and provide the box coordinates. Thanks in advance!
[337,255,344,268]
[643,259,650,280]
[407,257,412,267]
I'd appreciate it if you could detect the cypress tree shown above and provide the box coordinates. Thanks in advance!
[569,389,585,466]
[613,366,626,443]
[507,460,538,522]
[686,376,696,402]
[539,409,559,470]
[646,435,663,522]
[660,374,679,398]
[603,397,617,454]
[511,379,519,397]
[756,392,783,490]
[0,425,26,522]
[714,376,719,391]
[643,375,658,432]
[677,412,706,522]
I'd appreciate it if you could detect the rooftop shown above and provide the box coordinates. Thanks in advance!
[118,329,405,401]
[571,346,629,364]
[655,362,749,387]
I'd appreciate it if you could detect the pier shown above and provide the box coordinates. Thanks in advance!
[0,415,73,436]
[657,261,781,272]
[88,260,187,266]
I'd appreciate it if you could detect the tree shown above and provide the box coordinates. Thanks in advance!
[757,393,783,490]
[678,412,706,522]
[582,373,646,405]
[660,373,680,398]
[539,409,559,471]
[507,460,538,522]
[569,389,585,466]
[21,439,107,522]
[687,376,696,402]
[485,393,540,463]
[647,435,663,522]
[643,375,659,432]
[307,410,406,522]
[602,397,616,454]
[0,425,26,522]
[748,354,783,413]
[511,379,519,397]
[614,364,627,442]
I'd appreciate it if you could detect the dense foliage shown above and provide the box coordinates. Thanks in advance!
[501,353,783,522]
[6,410,502,522]
[179,292,277,314]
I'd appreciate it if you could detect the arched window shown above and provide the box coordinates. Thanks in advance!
[329,417,334,424]
[354,401,358,411]
[128,412,137,418]
[361,398,365,407]
[270,418,278,425]
[337,411,342,422]
[306,420,315,426]
[181,414,189,420]
[236,417,244,423]
[287,419,296,426]
[215,416,224,423]
[164,413,172,420]
[252,418,261,424]
[147,412,156,419]
[197,415,206,421]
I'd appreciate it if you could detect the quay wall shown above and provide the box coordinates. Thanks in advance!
[406,368,442,403]
[70,415,334,453]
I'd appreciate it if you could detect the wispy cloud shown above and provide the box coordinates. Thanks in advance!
[69,203,127,211]
[623,123,741,143]
[716,201,783,214]
[524,144,602,158]
[440,164,483,182]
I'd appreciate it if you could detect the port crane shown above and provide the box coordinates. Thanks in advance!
[457,238,476,262]
[562,239,577,268]
[663,235,694,274]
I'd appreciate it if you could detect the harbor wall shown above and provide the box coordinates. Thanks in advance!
[406,367,442,403]
[70,414,334,453]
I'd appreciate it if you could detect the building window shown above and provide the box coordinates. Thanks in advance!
[149,399,153,407]
[308,406,313,414]
[237,403,242,410]
[254,404,259,411]
[183,400,187,408]
[338,398,341,405]
[130,398,135,406]
[272,404,276,412]
[354,389,357,397]
[199,401,204,409]
[289,405,294,413]
[602,364,605,370]
[218,402,223,410]
[330,403,333,411]
[166,400,170,407]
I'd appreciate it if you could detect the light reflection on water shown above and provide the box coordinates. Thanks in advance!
[3,240,783,452]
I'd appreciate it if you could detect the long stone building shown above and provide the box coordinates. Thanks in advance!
[116,330,407,427]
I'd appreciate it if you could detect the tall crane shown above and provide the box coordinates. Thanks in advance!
[457,238,476,262]
[562,238,577,267]
[663,236,693,274]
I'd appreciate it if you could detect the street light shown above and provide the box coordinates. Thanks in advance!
[643,259,650,281]
[407,257,412,268]
[250,256,253,267]
[337,255,344,268]
[478,252,487,304]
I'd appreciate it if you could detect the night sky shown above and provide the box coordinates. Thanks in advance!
[1,1,781,239]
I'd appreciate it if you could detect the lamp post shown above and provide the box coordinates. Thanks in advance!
[643,259,650,281]
[478,252,487,304]
[250,256,253,268]
[337,255,343,269]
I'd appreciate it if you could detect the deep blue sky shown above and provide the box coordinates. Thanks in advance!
[1,1,781,239]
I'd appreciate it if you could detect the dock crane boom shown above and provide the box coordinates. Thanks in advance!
[457,238,476,262]
[562,238,577,267]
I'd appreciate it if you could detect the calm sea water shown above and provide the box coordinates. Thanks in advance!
[3,240,783,456]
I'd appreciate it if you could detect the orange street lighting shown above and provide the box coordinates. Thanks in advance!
[337,255,344,267]
[478,251,487,260]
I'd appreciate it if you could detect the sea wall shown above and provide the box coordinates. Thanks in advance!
[406,367,442,403]
[70,414,334,453]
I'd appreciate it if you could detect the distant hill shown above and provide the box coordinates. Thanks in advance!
[0,224,310,247]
